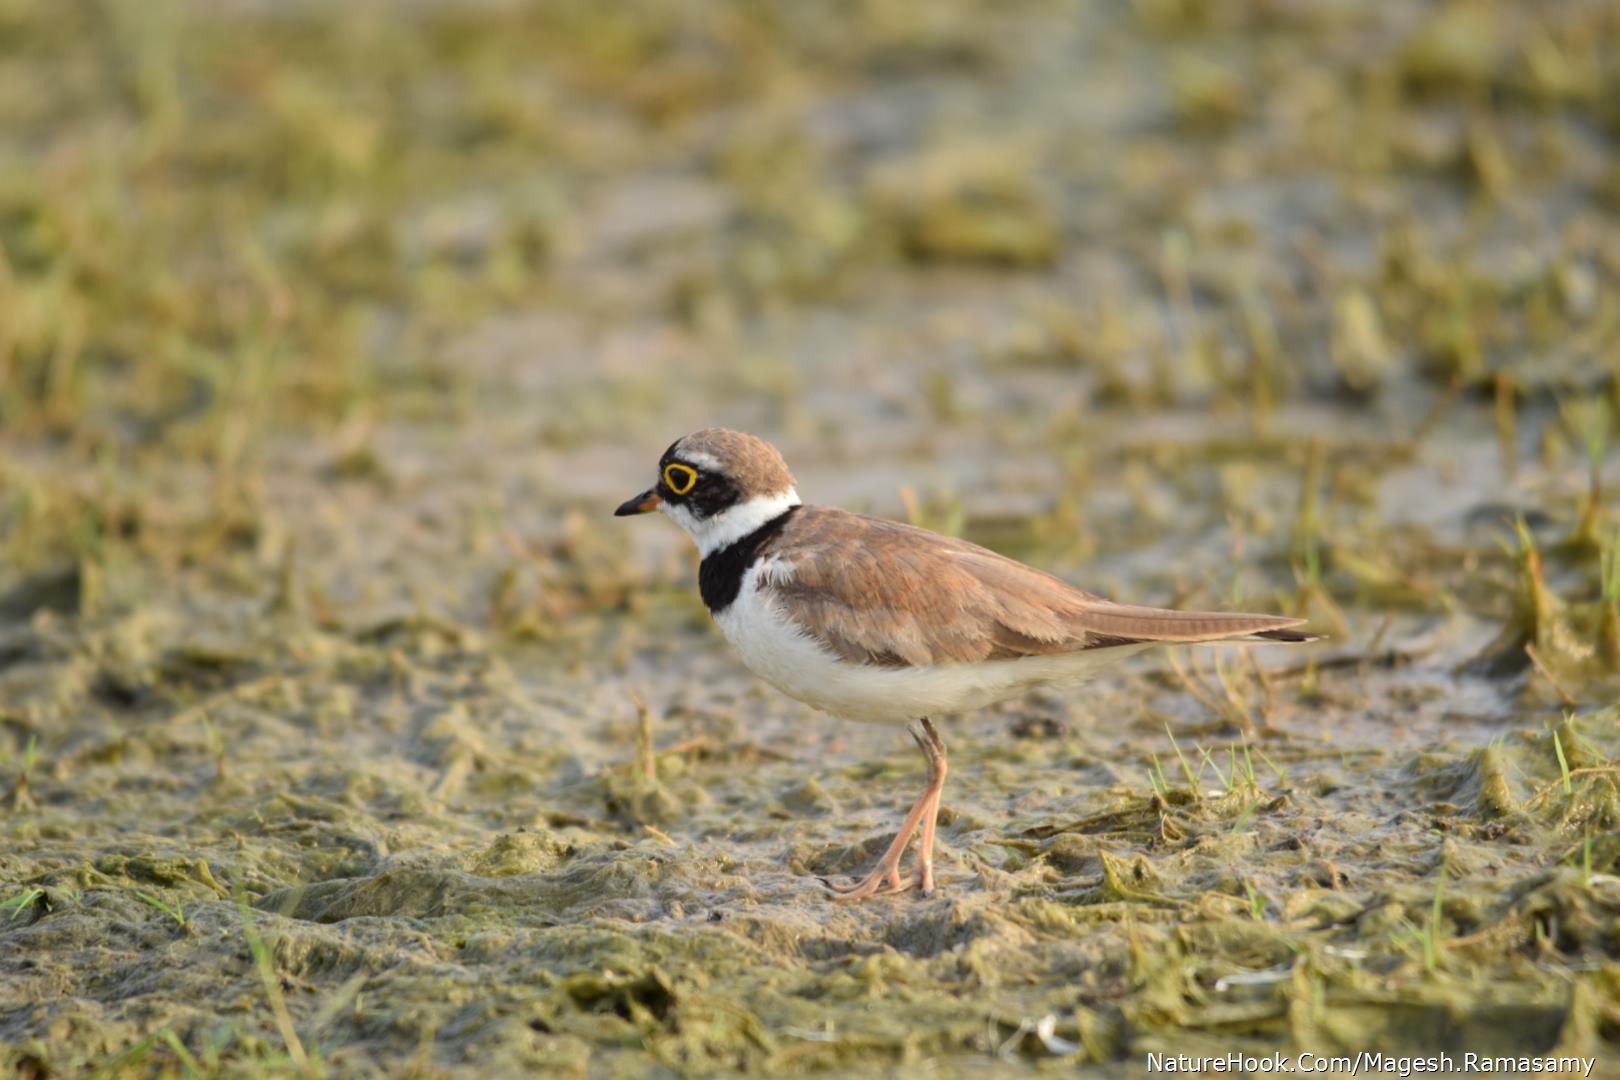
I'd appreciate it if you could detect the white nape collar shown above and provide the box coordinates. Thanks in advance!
[663,488,800,557]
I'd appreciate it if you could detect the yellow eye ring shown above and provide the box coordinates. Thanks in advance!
[663,463,698,495]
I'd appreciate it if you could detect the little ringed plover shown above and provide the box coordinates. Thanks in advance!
[616,428,1317,901]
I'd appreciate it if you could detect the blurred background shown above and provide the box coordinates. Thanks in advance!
[2,0,1618,616]
[4,0,1620,1075]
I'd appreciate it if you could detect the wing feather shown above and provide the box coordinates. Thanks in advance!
[758,507,1310,667]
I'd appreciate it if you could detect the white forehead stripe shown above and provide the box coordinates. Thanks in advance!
[674,447,723,471]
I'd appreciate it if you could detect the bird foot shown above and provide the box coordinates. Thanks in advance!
[821,860,936,901]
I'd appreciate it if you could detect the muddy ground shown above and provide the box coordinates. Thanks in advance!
[4,0,1620,1075]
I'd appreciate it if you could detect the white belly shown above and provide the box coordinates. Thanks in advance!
[711,564,1153,724]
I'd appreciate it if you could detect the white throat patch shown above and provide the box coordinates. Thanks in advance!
[663,488,801,556]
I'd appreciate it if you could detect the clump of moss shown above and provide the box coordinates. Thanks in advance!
[869,144,1061,268]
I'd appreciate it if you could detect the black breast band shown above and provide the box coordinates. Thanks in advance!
[698,507,800,613]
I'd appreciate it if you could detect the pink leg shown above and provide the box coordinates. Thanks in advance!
[826,718,948,901]
[914,720,948,895]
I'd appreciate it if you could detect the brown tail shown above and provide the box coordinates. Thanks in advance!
[1078,603,1319,644]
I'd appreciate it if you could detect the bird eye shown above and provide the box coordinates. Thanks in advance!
[663,463,698,495]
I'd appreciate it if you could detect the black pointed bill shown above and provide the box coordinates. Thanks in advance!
[614,488,662,516]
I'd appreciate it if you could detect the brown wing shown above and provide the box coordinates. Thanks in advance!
[759,506,1309,667]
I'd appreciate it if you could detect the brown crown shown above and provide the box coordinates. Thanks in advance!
[675,428,796,497]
